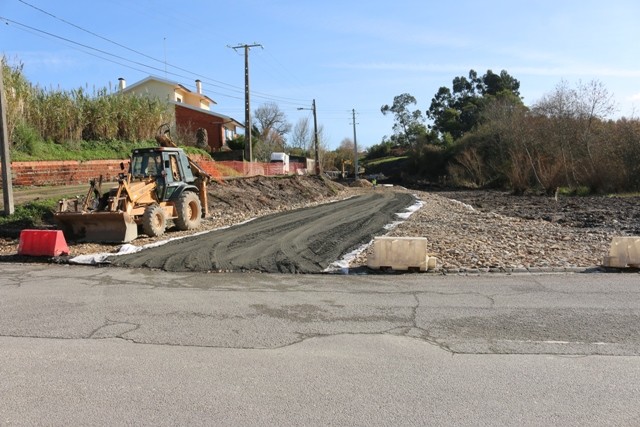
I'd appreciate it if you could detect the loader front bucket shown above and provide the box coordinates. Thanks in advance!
[54,211,138,243]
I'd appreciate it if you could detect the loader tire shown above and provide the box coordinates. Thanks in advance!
[142,204,167,237]
[174,191,202,231]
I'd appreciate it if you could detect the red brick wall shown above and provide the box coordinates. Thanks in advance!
[0,159,310,187]
[6,160,128,186]
[174,105,225,152]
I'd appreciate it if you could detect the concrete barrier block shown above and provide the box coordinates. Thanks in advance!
[18,230,70,257]
[602,236,640,268]
[367,237,436,271]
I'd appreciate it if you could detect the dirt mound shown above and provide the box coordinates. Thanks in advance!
[349,179,374,188]
[207,175,345,220]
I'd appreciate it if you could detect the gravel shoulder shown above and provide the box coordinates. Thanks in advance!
[383,190,619,272]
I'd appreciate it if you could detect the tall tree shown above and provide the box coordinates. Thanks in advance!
[380,93,426,147]
[531,79,616,189]
[427,69,522,140]
[252,102,292,161]
[253,102,292,151]
[290,116,311,155]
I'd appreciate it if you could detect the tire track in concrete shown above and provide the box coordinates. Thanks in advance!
[110,191,415,273]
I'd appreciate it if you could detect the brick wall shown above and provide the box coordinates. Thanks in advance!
[0,159,310,187]
[7,160,128,186]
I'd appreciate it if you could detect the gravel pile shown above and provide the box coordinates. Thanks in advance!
[369,189,614,272]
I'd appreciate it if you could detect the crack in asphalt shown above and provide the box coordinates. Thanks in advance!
[2,331,636,357]
[88,319,141,339]
[3,269,640,355]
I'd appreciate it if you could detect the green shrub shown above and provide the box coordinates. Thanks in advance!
[10,139,159,161]
[11,122,41,155]
[0,199,57,231]
[227,137,245,151]
[557,186,591,197]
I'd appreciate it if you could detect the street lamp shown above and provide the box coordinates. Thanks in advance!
[297,99,321,175]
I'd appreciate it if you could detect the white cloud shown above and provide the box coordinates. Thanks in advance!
[512,66,640,78]
[327,61,640,80]
[325,62,477,73]
[5,50,77,70]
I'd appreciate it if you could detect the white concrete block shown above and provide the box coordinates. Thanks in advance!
[367,237,436,271]
[602,236,640,268]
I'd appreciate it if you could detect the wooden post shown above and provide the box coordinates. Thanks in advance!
[0,67,15,215]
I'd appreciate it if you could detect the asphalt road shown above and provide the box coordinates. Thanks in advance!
[111,191,416,273]
[1,264,639,425]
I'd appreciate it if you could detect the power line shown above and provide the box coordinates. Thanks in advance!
[17,0,163,66]
[255,48,308,94]
[1,12,311,106]
[3,5,377,141]
[15,0,247,94]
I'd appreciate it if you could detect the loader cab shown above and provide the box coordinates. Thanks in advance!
[162,151,196,200]
[130,148,197,201]
[130,150,164,179]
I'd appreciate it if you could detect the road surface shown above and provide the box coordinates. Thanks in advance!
[111,191,416,273]
[1,264,639,425]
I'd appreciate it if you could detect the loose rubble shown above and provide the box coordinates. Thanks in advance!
[376,190,614,273]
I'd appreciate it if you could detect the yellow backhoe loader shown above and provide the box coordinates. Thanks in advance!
[54,134,211,243]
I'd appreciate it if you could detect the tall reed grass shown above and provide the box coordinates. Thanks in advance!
[2,57,171,151]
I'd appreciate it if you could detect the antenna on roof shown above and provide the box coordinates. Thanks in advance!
[163,37,167,77]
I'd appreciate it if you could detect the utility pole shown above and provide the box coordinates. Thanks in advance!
[312,99,320,175]
[297,99,321,175]
[0,68,14,215]
[229,43,262,163]
[351,108,359,180]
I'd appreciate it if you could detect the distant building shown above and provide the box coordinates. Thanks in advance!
[118,76,243,152]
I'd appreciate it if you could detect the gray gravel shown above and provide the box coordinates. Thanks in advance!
[110,191,416,273]
[376,189,614,272]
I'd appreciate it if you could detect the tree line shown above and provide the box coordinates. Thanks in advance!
[375,69,640,194]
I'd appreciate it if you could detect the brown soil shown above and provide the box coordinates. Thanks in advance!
[206,175,345,223]
[437,190,640,236]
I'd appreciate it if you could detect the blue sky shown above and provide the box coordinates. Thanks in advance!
[2,0,640,150]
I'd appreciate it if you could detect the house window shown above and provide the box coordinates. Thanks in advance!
[176,96,182,103]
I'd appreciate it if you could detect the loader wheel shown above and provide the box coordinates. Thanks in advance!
[142,204,167,237]
[174,191,202,231]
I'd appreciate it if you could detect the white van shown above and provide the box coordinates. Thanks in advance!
[270,152,290,174]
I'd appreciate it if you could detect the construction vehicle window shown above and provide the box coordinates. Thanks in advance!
[169,155,182,181]
[151,154,162,176]
[131,156,143,177]
[131,153,162,178]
